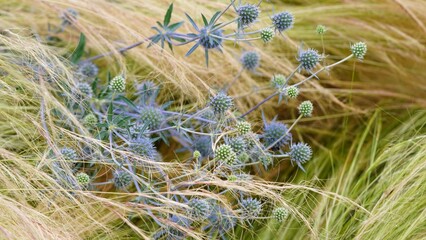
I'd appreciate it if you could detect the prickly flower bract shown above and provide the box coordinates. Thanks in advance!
[272,11,294,32]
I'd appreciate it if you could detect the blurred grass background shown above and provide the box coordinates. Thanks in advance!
[0,0,425,239]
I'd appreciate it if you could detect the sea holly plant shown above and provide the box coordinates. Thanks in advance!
[21,1,370,239]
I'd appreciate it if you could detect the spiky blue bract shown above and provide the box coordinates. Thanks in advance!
[272,207,289,222]
[298,48,320,71]
[289,142,312,164]
[260,28,275,43]
[76,172,90,187]
[129,137,158,160]
[272,11,294,32]
[199,28,223,49]
[193,136,213,158]
[351,42,368,60]
[240,51,260,71]
[113,170,133,189]
[237,4,260,26]
[215,144,237,164]
[263,122,291,150]
[139,106,164,129]
[298,100,313,117]
[136,80,157,97]
[60,147,77,160]
[209,92,233,115]
[207,205,236,237]
[187,198,211,221]
[240,197,262,218]
[110,75,126,92]
[129,123,149,139]
[77,62,98,78]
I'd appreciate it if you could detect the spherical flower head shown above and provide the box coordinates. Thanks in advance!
[208,205,236,234]
[200,28,223,49]
[238,152,250,163]
[129,137,158,160]
[228,137,247,154]
[76,172,90,187]
[289,142,312,164]
[240,198,262,218]
[240,51,260,71]
[260,28,275,43]
[60,147,77,161]
[187,198,211,221]
[110,75,126,92]
[83,113,97,127]
[272,11,294,32]
[209,92,233,115]
[236,121,251,135]
[237,4,260,26]
[193,150,201,159]
[298,49,320,71]
[272,207,289,222]
[298,100,313,117]
[193,136,213,158]
[113,170,133,189]
[260,154,273,168]
[215,144,237,164]
[316,25,327,35]
[263,122,292,150]
[139,106,164,129]
[74,82,93,100]
[78,62,98,78]
[285,86,299,99]
[129,123,149,139]
[271,74,286,89]
[351,42,367,60]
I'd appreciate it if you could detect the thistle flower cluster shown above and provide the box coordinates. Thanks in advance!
[39,2,368,238]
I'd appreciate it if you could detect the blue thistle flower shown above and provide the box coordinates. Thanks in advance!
[272,11,294,32]
[207,205,236,237]
[241,51,260,71]
[193,136,213,158]
[240,198,262,218]
[74,82,93,100]
[289,142,312,165]
[209,92,233,115]
[60,147,77,161]
[228,137,247,154]
[237,4,260,26]
[263,121,292,150]
[129,137,158,160]
[298,48,320,71]
[77,62,98,78]
[199,28,223,50]
[187,198,211,221]
[113,170,133,189]
[139,106,164,129]
[129,123,150,139]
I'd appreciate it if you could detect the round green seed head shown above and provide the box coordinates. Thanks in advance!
[272,207,289,222]
[271,74,286,89]
[83,113,97,127]
[76,172,90,187]
[298,100,313,117]
[351,42,367,60]
[110,75,126,92]
[260,28,275,43]
[316,25,327,35]
[215,144,237,165]
[286,86,299,99]
[236,121,251,135]
[193,150,201,159]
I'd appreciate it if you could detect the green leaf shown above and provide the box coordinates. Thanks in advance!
[107,101,113,122]
[209,11,221,26]
[185,42,200,57]
[168,21,184,32]
[201,14,208,26]
[163,3,173,27]
[116,95,137,110]
[70,33,86,63]
[185,13,199,31]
